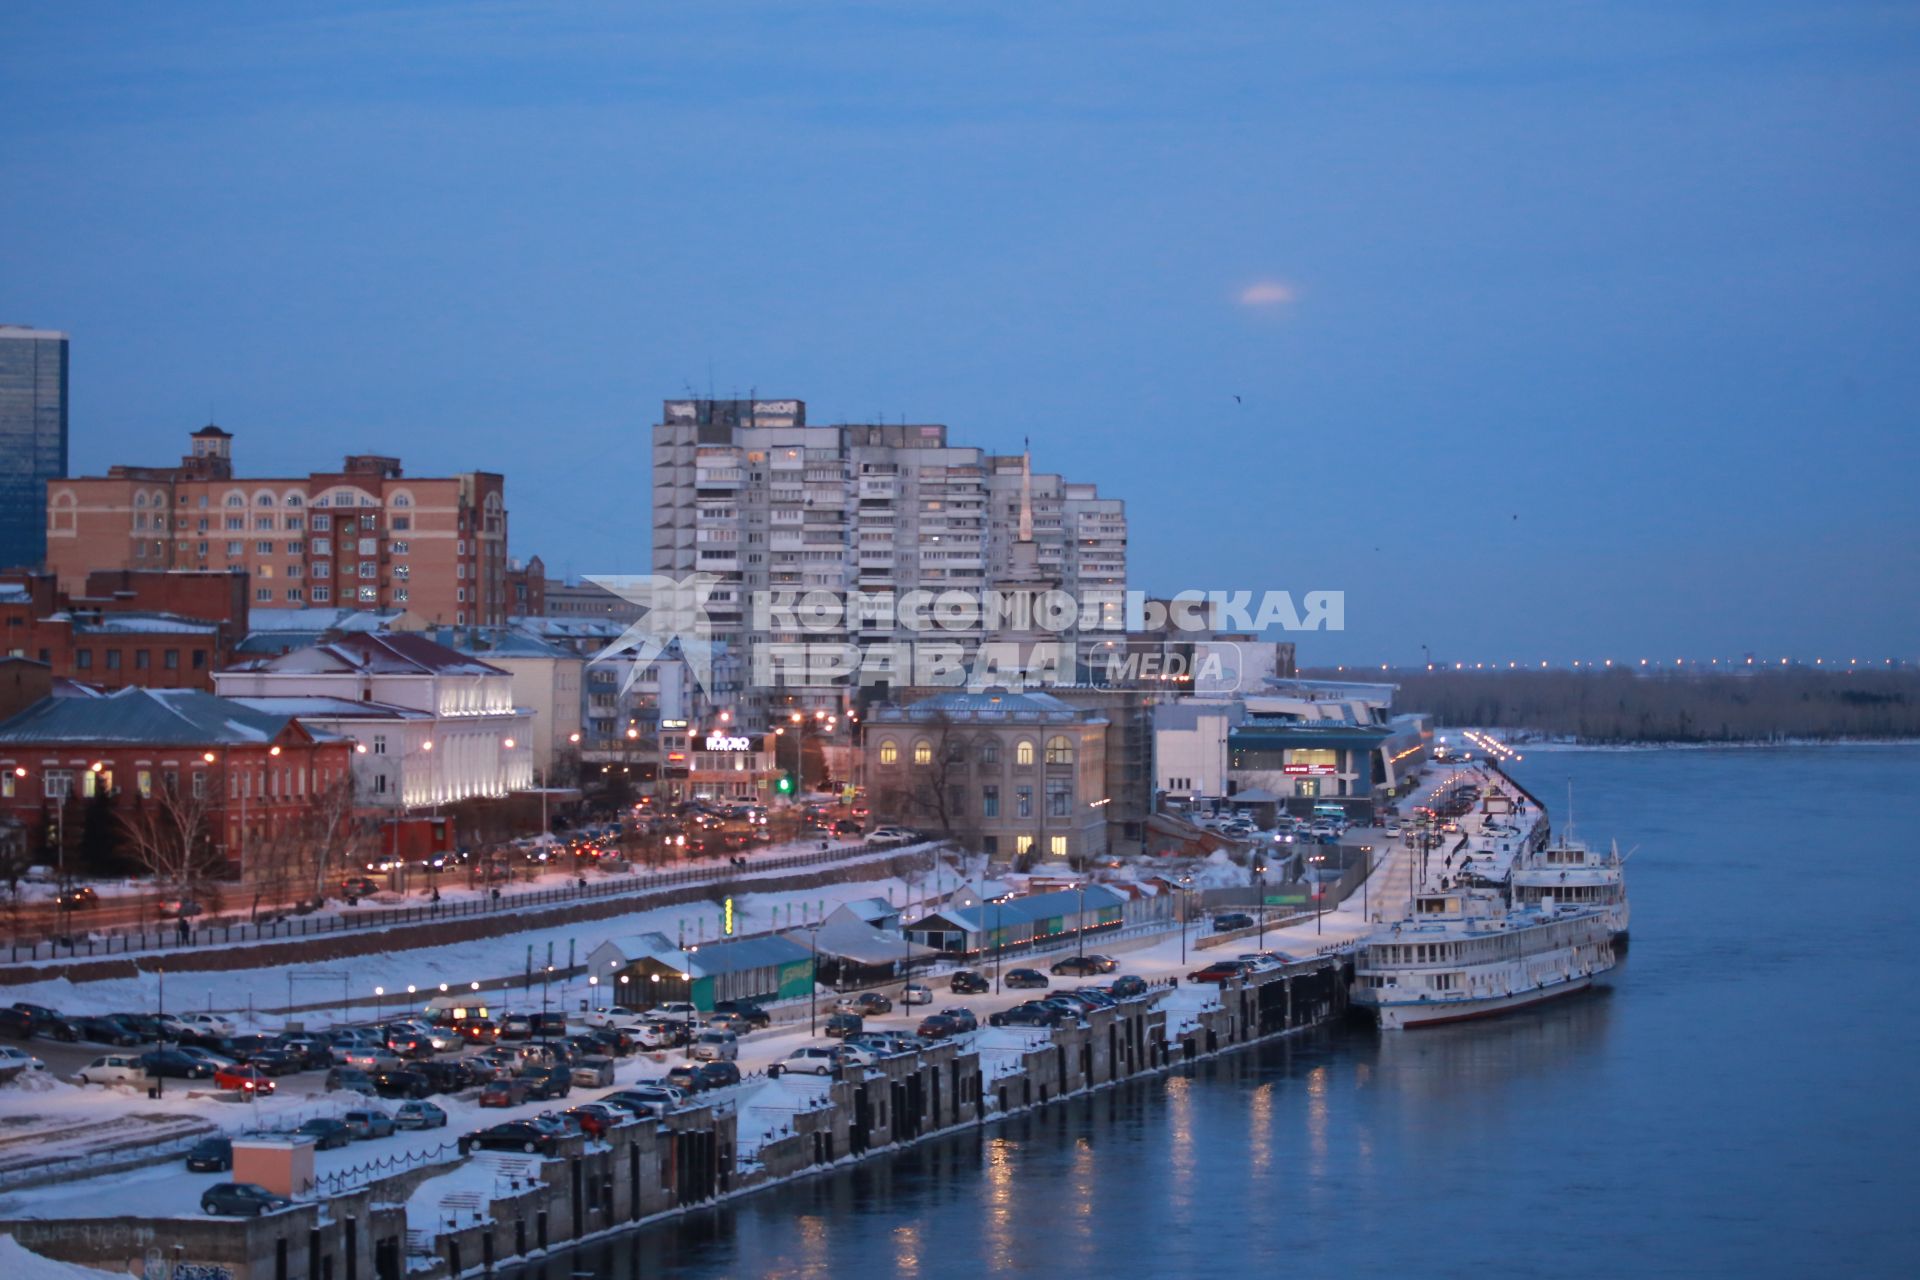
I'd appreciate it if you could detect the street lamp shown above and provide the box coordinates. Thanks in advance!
[374,986,384,1021]
[1252,860,1268,950]
[1177,875,1193,965]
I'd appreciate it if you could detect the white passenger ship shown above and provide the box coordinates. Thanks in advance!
[1351,890,1616,1030]
[1512,831,1631,948]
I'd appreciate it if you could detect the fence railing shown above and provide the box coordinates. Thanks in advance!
[5,840,943,965]
[303,1141,460,1199]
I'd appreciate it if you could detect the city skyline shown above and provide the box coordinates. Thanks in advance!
[3,3,1915,665]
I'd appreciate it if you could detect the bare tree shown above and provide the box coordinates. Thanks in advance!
[904,712,966,839]
[118,778,222,895]
[300,775,363,905]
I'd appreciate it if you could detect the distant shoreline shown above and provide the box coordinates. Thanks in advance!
[1453,733,1920,753]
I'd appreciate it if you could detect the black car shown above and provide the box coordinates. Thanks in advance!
[414,1060,472,1093]
[11,1003,79,1041]
[1107,975,1148,999]
[460,1121,559,1156]
[663,1063,707,1092]
[711,1000,772,1030]
[1003,968,1049,990]
[822,1012,863,1039]
[141,1048,213,1079]
[694,1061,740,1089]
[185,1137,233,1172]
[0,1008,36,1040]
[201,1182,291,1217]
[1212,913,1256,931]
[76,1014,142,1046]
[989,1002,1066,1028]
[245,1048,302,1077]
[948,970,990,994]
[583,1026,637,1057]
[294,1118,352,1150]
[600,1091,668,1119]
[519,1066,572,1101]
[372,1069,433,1099]
[916,1013,963,1040]
[1050,956,1104,977]
[112,1013,166,1042]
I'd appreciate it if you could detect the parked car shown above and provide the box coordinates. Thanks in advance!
[326,1066,376,1093]
[480,1078,533,1107]
[989,1002,1067,1028]
[459,1121,559,1156]
[201,1182,291,1217]
[822,1012,863,1039]
[641,1002,698,1022]
[900,983,933,1006]
[497,1014,535,1041]
[690,1030,738,1062]
[1210,913,1255,931]
[0,1045,46,1074]
[212,1063,276,1095]
[141,1049,213,1079]
[580,1007,633,1030]
[1107,975,1148,999]
[393,1100,449,1130]
[55,885,100,909]
[570,1056,616,1089]
[244,1048,302,1077]
[1187,960,1251,984]
[414,1060,473,1094]
[74,1054,147,1086]
[340,1047,404,1073]
[371,1069,433,1100]
[601,1089,672,1118]
[1003,969,1049,990]
[663,1063,708,1093]
[112,1013,166,1042]
[11,1003,79,1041]
[1071,988,1119,1010]
[174,1012,238,1038]
[341,876,380,898]
[75,1014,142,1046]
[185,1137,234,1172]
[1050,956,1104,977]
[836,992,893,1017]
[949,970,991,995]
[454,1018,501,1044]
[632,1021,685,1050]
[294,1117,352,1150]
[863,826,915,845]
[711,1000,772,1029]
[0,1008,37,1040]
[341,1108,396,1140]
[916,1014,964,1040]
[518,1066,573,1101]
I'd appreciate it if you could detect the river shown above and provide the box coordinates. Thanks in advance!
[506,746,1920,1278]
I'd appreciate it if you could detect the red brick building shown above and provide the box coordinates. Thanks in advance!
[0,687,356,881]
[0,570,246,691]
[45,425,509,625]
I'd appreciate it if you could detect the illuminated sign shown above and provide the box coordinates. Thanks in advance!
[660,719,689,730]
[724,897,734,935]
[1282,764,1337,776]
[705,734,753,752]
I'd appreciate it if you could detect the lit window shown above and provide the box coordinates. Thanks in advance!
[912,740,932,766]
[879,740,899,766]
[1045,735,1074,765]
[1016,740,1035,766]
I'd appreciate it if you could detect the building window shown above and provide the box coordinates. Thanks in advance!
[226,541,242,556]
[1016,785,1033,818]
[391,543,409,558]
[136,769,152,799]
[912,739,932,766]
[135,650,150,670]
[360,586,377,602]
[164,650,179,670]
[879,739,898,766]
[44,769,72,799]
[1047,777,1072,817]
[1015,834,1034,855]
[313,586,331,602]
[192,650,206,669]
[313,514,331,531]
[191,770,207,798]
[395,587,408,602]
[982,784,999,817]
[105,650,122,670]
[1015,740,1035,766]
[372,735,386,755]
[225,516,244,531]
[1045,735,1074,765]
[360,562,377,578]
[256,587,272,601]
[74,649,91,670]
[948,785,966,816]
[1049,835,1067,858]
[1,773,12,799]
[392,517,410,532]
[256,541,273,555]
[286,588,303,602]
[254,517,273,531]
[979,739,1000,766]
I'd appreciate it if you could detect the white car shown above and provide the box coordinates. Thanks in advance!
[777,1046,841,1075]
[1236,954,1284,974]
[580,1007,631,1029]
[642,1002,698,1022]
[901,983,933,1006]
[689,1030,738,1062]
[630,1022,680,1050]
[74,1054,147,1086]
[863,827,915,845]
[175,1012,238,1038]
[1384,821,1403,836]
[0,1046,47,1075]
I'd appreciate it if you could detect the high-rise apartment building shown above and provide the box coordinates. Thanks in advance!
[651,398,1127,720]
[0,326,70,572]
[46,426,509,624]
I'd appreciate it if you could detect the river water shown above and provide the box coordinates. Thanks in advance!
[509,746,1920,1278]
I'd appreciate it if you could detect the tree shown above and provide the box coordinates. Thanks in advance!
[78,786,125,878]
[299,775,364,905]
[118,777,222,895]
[902,712,970,844]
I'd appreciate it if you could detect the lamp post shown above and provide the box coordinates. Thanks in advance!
[1252,860,1268,950]
[1076,881,1087,964]
[1178,875,1193,965]
[682,971,694,1057]
[808,919,821,1036]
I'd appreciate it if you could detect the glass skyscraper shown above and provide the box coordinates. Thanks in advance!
[0,325,69,570]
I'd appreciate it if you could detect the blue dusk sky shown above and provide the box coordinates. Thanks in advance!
[3,2,1916,666]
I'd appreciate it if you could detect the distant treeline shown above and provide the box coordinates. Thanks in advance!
[1312,669,1920,742]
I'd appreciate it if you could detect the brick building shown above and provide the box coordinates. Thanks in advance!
[0,687,356,880]
[0,569,248,691]
[45,424,509,625]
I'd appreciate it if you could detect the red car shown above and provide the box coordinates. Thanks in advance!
[1185,961,1251,984]
[563,1103,621,1138]
[213,1064,276,1095]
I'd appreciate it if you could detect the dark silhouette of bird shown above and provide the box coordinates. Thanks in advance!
[1511,513,1519,520]
[1232,395,1242,404]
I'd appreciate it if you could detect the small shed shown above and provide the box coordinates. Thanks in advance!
[614,934,815,1012]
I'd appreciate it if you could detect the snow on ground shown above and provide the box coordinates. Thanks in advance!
[0,1235,126,1279]
[734,1076,833,1161]
[4,869,938,1025]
